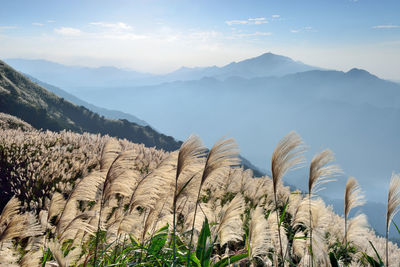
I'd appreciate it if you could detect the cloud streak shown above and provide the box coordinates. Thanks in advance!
[90,22,132,31]
[372,25,400,29]
[0,26,16,31]
[226,18,267,26]
[54,27,82,36]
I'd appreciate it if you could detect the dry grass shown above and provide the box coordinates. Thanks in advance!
[0,128,399,266]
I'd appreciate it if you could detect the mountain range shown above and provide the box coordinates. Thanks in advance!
[4,52,400,238]
[5,52,317,91]
[0,60,180,151]
[0,60,263,176]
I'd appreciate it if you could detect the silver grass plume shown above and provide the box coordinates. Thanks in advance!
[249,206,271,263]
[100,138,122,172]
[346,214,368,247]
[200,138,239,187]
[58,213,96,243]
[0,197,20,227]
[308,149,341,195]
[172,135,206,267]
[47,192,66,224]
[0,241,19,266]
[271,131,305,261]
[292,197,330,265]
[308,148,341,266]
[128,152,178,212]
[48,240,72,267]
[272,131,306,195]
[187,137,239,264]
[56,171,106,235]
[215,194,245,246]
[176,135,206,187]
[20,249,42,267]
[0,199,42,254]
[386,173,400,267]
[344,177,365,246]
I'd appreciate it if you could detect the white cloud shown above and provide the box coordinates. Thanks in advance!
[372,25,400,29]
[226,18,267,26]
[248,18,268,25]
[290,27,314,33]
[225,20,248,26]
[54,27,82,36]
[235,31,272,37]
[272,14,280,18]
[90,22,132,31]
[100,33,147,40]
[0,26,16,31]
[47,20,56,23]
[32,22,44,26]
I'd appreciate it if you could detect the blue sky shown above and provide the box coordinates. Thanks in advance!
[0,0,399,79]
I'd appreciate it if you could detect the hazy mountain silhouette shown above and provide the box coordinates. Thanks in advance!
[26,75,149,127]
[0,60,180,151]
[0,61,263,175]
[67,69,400,206]
[5,53,400,206]
[5,52,318,90]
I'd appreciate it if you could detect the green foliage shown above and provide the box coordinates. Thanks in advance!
[329,240,357,266]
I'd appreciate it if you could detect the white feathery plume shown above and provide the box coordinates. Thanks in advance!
[271,131,305,261]
[56,171,106,235]
[129,152,178,212]
[215,194,245,246]
[344,177,365,246]
[47,192,66,223]
[249,206,271,262]
[308,149,341,195]
[58,213,96,243]
[100,138,122,172]
[0,197,20,227]
[103,150,142,202]
[346,213,368,247]
[272,131,305,195]
[386,173,400,267]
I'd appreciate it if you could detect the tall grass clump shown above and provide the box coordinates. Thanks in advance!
[344,177,365,247]
[308,149,341,266]
[271,131,305,262]
[386,173,400,267]
[1,126,400,266]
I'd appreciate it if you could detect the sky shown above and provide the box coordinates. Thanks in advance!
[0,0,400,80]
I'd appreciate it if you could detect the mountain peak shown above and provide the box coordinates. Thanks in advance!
[346,68,376,79]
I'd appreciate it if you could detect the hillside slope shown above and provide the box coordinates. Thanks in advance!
[26,75,149,126]
[0,60,181,151]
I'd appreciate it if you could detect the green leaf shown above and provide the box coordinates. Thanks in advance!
[329,252,339,267]
[196,218,212,267]
[147,224,168,255]
[362,252,384,267]
[189,252,202,267]
[176,173,198,198]
[393,220,400,236]
[368,241,385,266]
[213,253,248,267]
[41,248,52,267]
[279,199,289,227]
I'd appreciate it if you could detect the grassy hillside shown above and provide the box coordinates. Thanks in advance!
[0,60,181,151]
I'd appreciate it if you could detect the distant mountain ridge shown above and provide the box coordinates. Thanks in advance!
[0,60,263,176]
[25,75,149,127]
[5,52,319,91]
[0,60,181,151]
[66,65,400,205]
